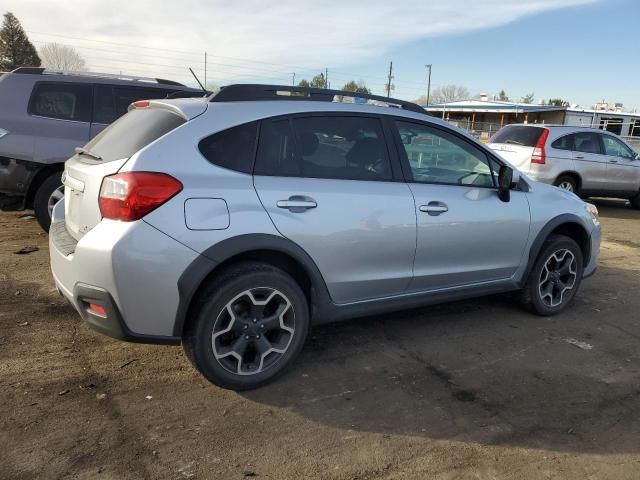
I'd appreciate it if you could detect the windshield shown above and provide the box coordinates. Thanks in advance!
[489,125,546,147]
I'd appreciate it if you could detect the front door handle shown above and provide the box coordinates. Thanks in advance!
[575,155,585,160]
[419,201,448,216]
[277,195,317,212]
[608,159,619,164]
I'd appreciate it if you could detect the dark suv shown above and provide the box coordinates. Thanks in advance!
[0,67,202,230]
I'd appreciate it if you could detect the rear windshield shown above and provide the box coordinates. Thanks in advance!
[488,125,545,147]
[82,108,185,162]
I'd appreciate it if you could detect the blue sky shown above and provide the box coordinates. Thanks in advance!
[6,0,638,110]
[352,0,639,109]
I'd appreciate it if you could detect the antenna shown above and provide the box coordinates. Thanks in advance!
[189,67,207,96]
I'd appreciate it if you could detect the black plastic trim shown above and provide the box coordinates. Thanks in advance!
[75,283,180,345]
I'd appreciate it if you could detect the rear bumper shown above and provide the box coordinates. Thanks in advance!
[50,199,198,344]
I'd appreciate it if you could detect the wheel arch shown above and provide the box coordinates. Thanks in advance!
[25,163,64,208]
[174,234,333,337]
[523,214,591,286]
[554,171,582,191]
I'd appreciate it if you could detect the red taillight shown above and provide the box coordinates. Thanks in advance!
[88,303,106,316]
[531,128,549,164]
[132,100,150,108]
[99,172,182,221]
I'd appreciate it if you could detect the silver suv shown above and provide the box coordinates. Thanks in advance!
[488,124,640,207]
[49,85,601,390]
[0,67,202,231]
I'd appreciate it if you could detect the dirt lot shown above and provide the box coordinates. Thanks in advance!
[1,201,640,480]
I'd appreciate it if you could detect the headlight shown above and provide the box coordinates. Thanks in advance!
[585,203,599,226]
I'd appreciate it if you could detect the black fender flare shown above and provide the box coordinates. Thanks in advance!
[521,213,591,286]
[173,233,333,336]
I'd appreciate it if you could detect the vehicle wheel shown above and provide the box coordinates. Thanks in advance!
[554,175,578,194]
[34,173,64,232]
[631,193,640,210]
[183,262,309,390]
[520,234,584,316]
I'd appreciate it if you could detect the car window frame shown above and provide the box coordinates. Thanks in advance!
[253,112,404,183]
[387,116,502,189]
[27,80,93,124]
[550,133,575,152]
[601,133,636,159]
[198,120,261,174]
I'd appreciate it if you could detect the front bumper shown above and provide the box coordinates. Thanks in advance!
[50,200,198,344]
[583,222,601,278]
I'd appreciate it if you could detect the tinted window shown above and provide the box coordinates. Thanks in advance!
[93,85,115,124]
[573,132,602,154]
[602,135,635,159]
[255,116,392,181]
[198,122,258,173]
[488,125,546,147]
[396,121,496,187]
[551,134,574,151]
[29,82,91,122]
[113,87,170,119]
[81,108,185,162]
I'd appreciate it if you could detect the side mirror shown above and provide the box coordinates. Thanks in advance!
[498,165,513,202]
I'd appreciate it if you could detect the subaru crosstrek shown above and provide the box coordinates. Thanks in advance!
[49,84,601,390]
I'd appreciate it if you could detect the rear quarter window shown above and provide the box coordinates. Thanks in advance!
[489,125,545,147]
[82,108,185,162]
[551,134,574,151]
[198,122,259,174]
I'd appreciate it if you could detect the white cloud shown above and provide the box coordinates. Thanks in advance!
[4,0,598,87]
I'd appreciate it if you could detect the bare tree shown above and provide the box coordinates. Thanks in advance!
[39,43,85,70]
[521,92,535,104]
[415,85,469,105]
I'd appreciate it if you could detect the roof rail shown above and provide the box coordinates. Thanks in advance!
[210,84,426,114]
[11,67,186,86]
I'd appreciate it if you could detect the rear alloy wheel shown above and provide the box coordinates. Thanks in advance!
[554,175,578,194]
[34,173,64,232]
[520,234,584,316]
[631,193,640,210]
[183,262,309,390]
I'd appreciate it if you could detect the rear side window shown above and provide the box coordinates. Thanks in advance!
[198,122,259,173]
[81,108,185,162]
[551,134,574,151]
[28,82,91,122]
[489,125,545,147]
[255,115,392,181]
[573,132,602,154]
[93,86,175,125]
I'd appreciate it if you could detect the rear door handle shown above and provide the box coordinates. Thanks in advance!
[608,159,619,164]
[277,195,317,212]
[419,201,448,216]
[575,155,585,160]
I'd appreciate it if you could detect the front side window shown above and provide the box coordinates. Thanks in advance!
[573,132,602,155]
[28,82,91,122]
[198,122,259,173]
[602,135,635,159]
[255,116,392,181]
[395,120,496,187]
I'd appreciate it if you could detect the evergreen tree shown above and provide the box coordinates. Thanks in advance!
[0,12,41,71]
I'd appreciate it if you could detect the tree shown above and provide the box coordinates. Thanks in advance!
[341,80,370,94]
[415,84,469,105]
[497,89,509,101]
[548,98,570,107]
[39,43,85,70]
[310,72,326,88]
[297,79,310,88]
[521,92,535,104]
[0,12,40,70]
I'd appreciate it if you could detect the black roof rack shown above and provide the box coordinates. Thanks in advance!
[11,67,187,87]
[210,84,426,114]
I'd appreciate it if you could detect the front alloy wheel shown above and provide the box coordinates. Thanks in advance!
[538,249,577,308]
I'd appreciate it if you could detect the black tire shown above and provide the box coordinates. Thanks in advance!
[553,175,579,195]
[520,234,584,316]
[183,262,309,390]
[33,173,63,232]
[631,193,640,210]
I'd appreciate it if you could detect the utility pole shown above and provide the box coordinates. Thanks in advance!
[386,61,393,97]
[425,64,432,106]
[325,67,328,88]
[204,52,207,87]
[291,72,296,86]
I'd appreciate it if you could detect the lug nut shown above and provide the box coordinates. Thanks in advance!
[243,324,248,330]
[256,334,261,339]
[260,324,264,329]
[253,318,257,323]
[245,335,250,340]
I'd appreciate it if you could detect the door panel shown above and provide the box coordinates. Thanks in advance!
[252,114,416,304]
[601,134,640,193]
[254,176,416,302]
[570,132,607,191]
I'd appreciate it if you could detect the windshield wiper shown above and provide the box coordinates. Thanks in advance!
[503,139,524,146]
[74,147,102,161]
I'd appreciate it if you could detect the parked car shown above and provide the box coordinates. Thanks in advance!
[49,85,601,390]
[0,67,204,230]
[487,124,640,207]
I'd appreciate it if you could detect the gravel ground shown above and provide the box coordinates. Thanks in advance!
[1,199,639,480]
